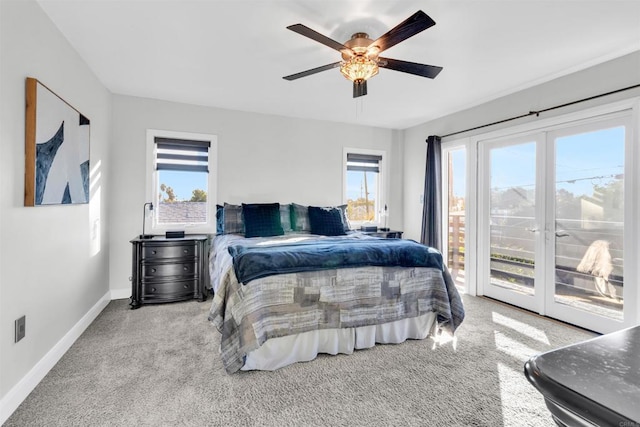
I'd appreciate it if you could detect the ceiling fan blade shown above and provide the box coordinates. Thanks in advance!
[287,24,354,56]
[283,62,341,81]
[371,10,436,53]
[378,57,443,79]
[353,80,367,98]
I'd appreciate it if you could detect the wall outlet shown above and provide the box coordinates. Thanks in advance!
[15,316,25,343]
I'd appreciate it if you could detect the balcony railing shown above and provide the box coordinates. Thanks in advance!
[447,213,624,304]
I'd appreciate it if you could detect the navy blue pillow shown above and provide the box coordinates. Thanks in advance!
[308,206,347,236]
[242,203,284,238]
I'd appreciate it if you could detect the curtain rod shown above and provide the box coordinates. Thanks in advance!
[440,83,640,139]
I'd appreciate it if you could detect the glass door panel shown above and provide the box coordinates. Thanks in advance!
[445,148,466,290]
[548,122,626,330]
[482,137,541,311]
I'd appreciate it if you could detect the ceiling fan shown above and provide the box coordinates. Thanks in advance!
[283,10,443,98]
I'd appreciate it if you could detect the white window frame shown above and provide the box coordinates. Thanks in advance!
[146,129,218,234]
[342,147,387,227]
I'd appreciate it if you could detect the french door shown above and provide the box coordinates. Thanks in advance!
[479,112,633,333]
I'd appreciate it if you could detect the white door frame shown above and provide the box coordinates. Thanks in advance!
[458,98,640,332]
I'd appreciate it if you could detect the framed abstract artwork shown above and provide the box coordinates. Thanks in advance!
[24,77,90,206]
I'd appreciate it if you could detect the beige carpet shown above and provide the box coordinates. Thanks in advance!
[5,294,594,426]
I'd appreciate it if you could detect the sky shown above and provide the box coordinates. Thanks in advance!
[158,170,207,201]
[450,126,625,199]
[346,170,378,201]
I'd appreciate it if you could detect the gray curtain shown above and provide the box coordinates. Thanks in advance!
[420,135,442,250]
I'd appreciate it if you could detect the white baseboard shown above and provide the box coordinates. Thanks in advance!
[0,291,111,425]
[110,288,130,300]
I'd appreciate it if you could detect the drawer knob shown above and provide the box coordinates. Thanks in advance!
[151,268,156,273]
[183,266,188,271]
[183,284,189,289]
[152,250,157,255]
[183,249,188,254]
[151,287,156,292]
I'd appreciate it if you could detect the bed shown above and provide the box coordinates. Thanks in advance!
[207,202,465,374]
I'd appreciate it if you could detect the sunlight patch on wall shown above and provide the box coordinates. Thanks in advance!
[89,160,101,257]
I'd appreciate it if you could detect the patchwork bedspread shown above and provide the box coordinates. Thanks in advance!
[208,234,465,374]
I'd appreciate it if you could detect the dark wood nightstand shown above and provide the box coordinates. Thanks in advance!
[130,235,210,309]
[360,229,403,239]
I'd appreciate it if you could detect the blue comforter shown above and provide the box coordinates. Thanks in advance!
[228,237,443,284]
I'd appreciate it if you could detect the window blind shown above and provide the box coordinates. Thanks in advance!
[347,153,382,173]
[155,137,210,173]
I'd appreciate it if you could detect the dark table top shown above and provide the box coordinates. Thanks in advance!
[525,325,640,425]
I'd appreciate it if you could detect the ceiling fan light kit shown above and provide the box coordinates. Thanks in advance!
[339,56,379,82]
[339,33,379,88]
[283,10,443,98]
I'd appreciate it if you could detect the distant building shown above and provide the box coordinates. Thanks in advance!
[157,201,206,224]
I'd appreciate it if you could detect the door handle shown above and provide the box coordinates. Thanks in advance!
[555,230,570,237]
[526,227,539,233]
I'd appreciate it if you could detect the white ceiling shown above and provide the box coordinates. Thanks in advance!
[36,0,640,129]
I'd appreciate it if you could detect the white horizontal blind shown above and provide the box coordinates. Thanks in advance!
[155,137,210,173]
[346,153,382,173]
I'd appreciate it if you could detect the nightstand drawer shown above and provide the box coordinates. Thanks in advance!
[142,280,196,298]
[142,262,197,279]
[142,244,197,260]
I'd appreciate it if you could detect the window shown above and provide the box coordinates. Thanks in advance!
[343,148,385,225]
[146,129,217,233]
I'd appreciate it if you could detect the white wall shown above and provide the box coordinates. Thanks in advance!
[402,51,640,241]
[109,95,401,294]
[0,0,111,416]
